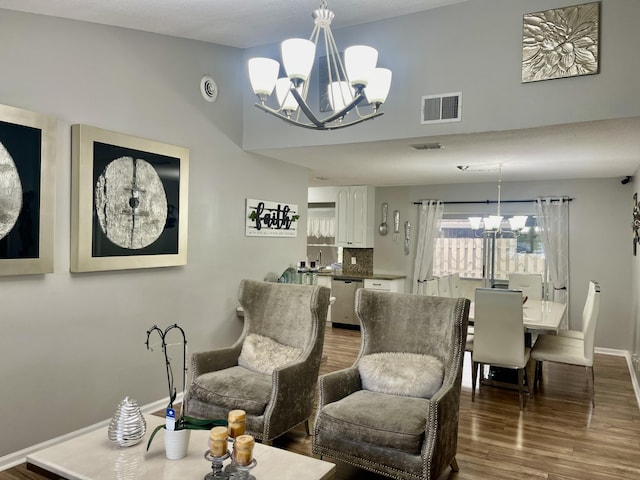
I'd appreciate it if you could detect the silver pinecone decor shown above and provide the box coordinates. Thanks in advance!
[108,396,147,447]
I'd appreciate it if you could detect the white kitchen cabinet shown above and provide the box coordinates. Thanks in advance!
[335,185,375,248]
[364,278,405,293]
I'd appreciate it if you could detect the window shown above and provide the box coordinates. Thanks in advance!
[433,214,545,281]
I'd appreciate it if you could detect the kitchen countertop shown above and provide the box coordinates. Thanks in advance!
[318,270,406,281]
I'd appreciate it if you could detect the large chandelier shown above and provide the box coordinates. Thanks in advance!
[247,0,392,131]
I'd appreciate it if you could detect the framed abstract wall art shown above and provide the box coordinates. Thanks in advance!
[522,2,600,83]
[0,103,56,276]
[71,125,189,272]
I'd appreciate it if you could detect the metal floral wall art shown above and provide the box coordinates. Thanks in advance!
[522,2,600,83]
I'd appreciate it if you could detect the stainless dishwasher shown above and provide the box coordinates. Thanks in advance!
[331,277,363,327]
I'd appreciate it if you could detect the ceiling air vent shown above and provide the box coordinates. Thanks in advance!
[410,143,442,150]
[420,92,462,124]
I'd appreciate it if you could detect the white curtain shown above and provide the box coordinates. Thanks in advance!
[307,216,335,238]
[535,196,570,328]
[412,200,444,294]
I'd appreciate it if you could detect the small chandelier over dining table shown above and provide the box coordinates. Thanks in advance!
[247,0,392,131]
[468,164,528,235]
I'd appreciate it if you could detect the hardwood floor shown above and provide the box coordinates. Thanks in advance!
[3,325,640,480]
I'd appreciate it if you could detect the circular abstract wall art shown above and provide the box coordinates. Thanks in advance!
[0,142,23,241]
[95,156,168,249]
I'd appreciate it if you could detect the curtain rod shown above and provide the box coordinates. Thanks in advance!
[412,198,573,205]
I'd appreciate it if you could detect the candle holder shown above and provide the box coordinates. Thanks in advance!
[228,458,257,480]
[203,450,230,480]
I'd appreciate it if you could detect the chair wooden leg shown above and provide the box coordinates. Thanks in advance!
[450,456,460,472]
[472,361,478,401]
[587,365,595,407]
[532,360,542,395]
[518,368,526,410]
[304,418,311,436]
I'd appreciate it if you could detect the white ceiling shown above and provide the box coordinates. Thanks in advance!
[0,0,468,49]
[256,117,640,186]
[2,0,639,187]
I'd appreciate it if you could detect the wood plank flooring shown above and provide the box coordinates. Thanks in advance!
[3,325,640,480]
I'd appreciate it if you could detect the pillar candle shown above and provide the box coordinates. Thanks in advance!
[227,409,246,438]
[233,434,255,466]
[209,426,228,457]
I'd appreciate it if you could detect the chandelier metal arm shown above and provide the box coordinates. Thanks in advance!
[254,102,384,130]
[322,93,366,123]
[289,88,325,128]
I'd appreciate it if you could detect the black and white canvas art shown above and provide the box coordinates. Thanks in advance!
[71,125,189,272]
[0,103,55,276]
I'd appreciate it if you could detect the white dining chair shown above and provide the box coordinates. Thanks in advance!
[508,273,543,301]
[555,280,598,341]
[531,281,601,407]
[424,278,439,296]
[472,288,530,410]
[449,273,462,298]
[438,275,452,297]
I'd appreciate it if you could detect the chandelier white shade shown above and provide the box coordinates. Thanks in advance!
[365,68,393,106]
[247,0,392,130]
[508,215,528,231]
[344,45,378,87]
[275,78,300,115]
[483,215,504,231]
[248,58,279,98]
[469,216,483,230]
[281,38,316,83]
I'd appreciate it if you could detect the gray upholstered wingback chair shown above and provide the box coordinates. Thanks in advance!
[184,279,330,444]
[312,289,470,480]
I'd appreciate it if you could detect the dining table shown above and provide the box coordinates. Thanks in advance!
[468,299,567,333]
[467,298,567,389]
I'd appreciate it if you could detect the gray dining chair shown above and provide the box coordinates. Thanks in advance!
[531,281,601,406]
[472,288,530,410]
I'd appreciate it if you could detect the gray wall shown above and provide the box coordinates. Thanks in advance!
[0,10,308,457]
[374,179,633,351]
[243,0,640,151]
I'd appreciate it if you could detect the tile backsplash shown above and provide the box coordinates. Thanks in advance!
[341,248,373,276]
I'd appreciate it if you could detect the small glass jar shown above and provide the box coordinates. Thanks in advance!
[227,409,246,439]
[233,434,255,466]
[209,426,228,457]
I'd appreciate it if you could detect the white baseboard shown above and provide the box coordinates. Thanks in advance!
[595,347,640,410]
[0,396,176,472]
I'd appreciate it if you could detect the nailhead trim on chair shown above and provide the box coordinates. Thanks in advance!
[262,285,322,442]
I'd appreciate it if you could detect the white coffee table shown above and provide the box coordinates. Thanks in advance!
[27,414,335,480]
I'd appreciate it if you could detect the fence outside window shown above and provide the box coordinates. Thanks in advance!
[432,216,545,281]
[432,237,545,280]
